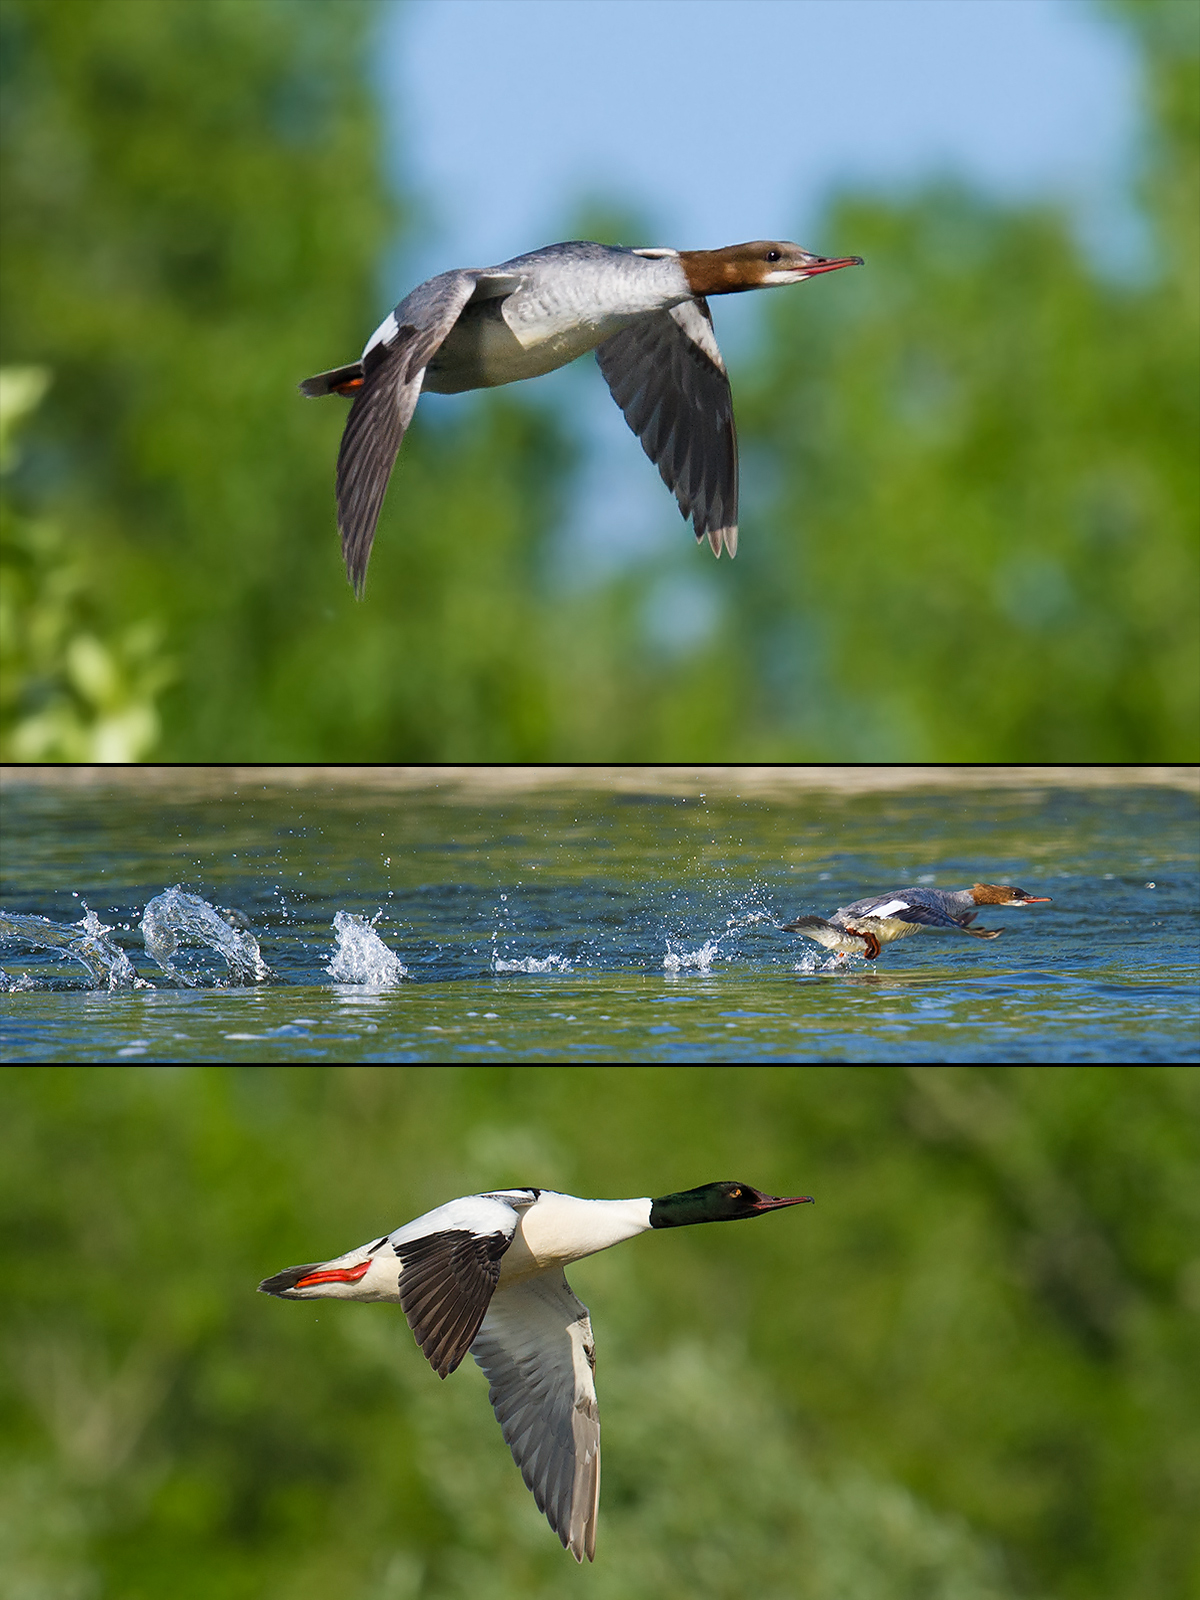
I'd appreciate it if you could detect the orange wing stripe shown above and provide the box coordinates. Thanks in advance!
[296,1258,374,1287]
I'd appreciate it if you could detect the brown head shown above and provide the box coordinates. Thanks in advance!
[678,240,863,297]
[969,883,1053,906]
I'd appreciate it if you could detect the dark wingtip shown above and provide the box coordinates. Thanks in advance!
[340,532,370,600]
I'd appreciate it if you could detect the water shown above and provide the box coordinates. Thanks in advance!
[326,909,409,986]
[140,887,273,986]
[1,770,1197,1063]
[0,907,141,989]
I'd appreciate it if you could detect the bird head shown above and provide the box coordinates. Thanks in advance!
[969,883,1053,906]
[649,1180,814,1228]
[679,241,863,295]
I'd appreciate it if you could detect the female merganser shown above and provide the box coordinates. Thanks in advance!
[259,1180,811,1560]
[782,882,1053,961]
[301,239,862,594]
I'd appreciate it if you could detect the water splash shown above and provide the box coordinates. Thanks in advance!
[72,909,143,988]
[1,908,141,989]
[326,911,408,986]
[140,887,271,987]
[793,948,856,974]
[491,952,573,974]
[721,909,776,934]
[663,939,723,972]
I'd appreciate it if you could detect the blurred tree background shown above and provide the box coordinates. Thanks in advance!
[1,1066,1196,1600]
[0,0,1195,759]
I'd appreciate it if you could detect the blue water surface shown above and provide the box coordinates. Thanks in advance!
[1,772,1196,1063]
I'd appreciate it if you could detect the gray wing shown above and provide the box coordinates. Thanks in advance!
[336,270,482,596]
[470,1271,600,1562]
[595,298,738,557]
[842,892,983,934]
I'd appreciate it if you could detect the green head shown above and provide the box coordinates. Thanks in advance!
[649,1181,813,1228]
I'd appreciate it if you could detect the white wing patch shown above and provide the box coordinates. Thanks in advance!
[868,899,910,918]
[670,298,727,374]
[362,311,400,356]
[388,1192,526,1250]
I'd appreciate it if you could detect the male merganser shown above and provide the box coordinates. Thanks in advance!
[782,883,1053,961]
[301,239,862,594]
[259,1180,811,1559]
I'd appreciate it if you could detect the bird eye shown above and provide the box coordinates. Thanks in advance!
[766,250,781,263]
[730,1187,742,1197]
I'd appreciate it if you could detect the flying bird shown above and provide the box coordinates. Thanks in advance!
[259,1180,812,1559]
[782,882,1053,960]
[301,239,862,594]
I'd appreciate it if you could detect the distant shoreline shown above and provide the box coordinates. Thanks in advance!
[3,764,1196,797]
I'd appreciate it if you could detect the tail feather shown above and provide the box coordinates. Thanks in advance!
[300,362,365,398]
[780,914,860,953]
[258,1263,324,1296]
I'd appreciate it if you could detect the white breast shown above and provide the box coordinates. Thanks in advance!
[501,1192,651,1282]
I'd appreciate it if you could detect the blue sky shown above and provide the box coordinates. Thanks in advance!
[379,0,1144,282]
[369,0,1146,623]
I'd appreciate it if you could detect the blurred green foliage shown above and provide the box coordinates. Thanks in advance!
[737,0,1198,759]
[1,1067,1196,1600]
[0,0,1195,758]
[0,367,174,759]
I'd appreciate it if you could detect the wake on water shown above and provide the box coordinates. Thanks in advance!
[0,908,143,990]
[3,885,841,990]
[662,907,782,972]
[491,952,573,974]
[2,887,407,992]
[663,939,723,972]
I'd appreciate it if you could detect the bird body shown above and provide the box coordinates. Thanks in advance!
[782,882,1053,960]
[420,246,688,390]
[301,239,862,594]
[259,1180,811,1560]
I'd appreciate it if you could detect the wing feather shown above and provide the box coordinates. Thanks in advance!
[864,902,963,930]
[335,270,481,596]
[394,1227,512,1377]
[471,1272,601,1562]
[596,298,738,557]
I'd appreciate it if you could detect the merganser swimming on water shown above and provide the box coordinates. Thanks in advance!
[782,882,1053,961]
[259,1180,811,1559]
[301,239,862,594]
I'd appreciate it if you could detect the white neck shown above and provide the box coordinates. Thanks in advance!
[502,1193,652,1279]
